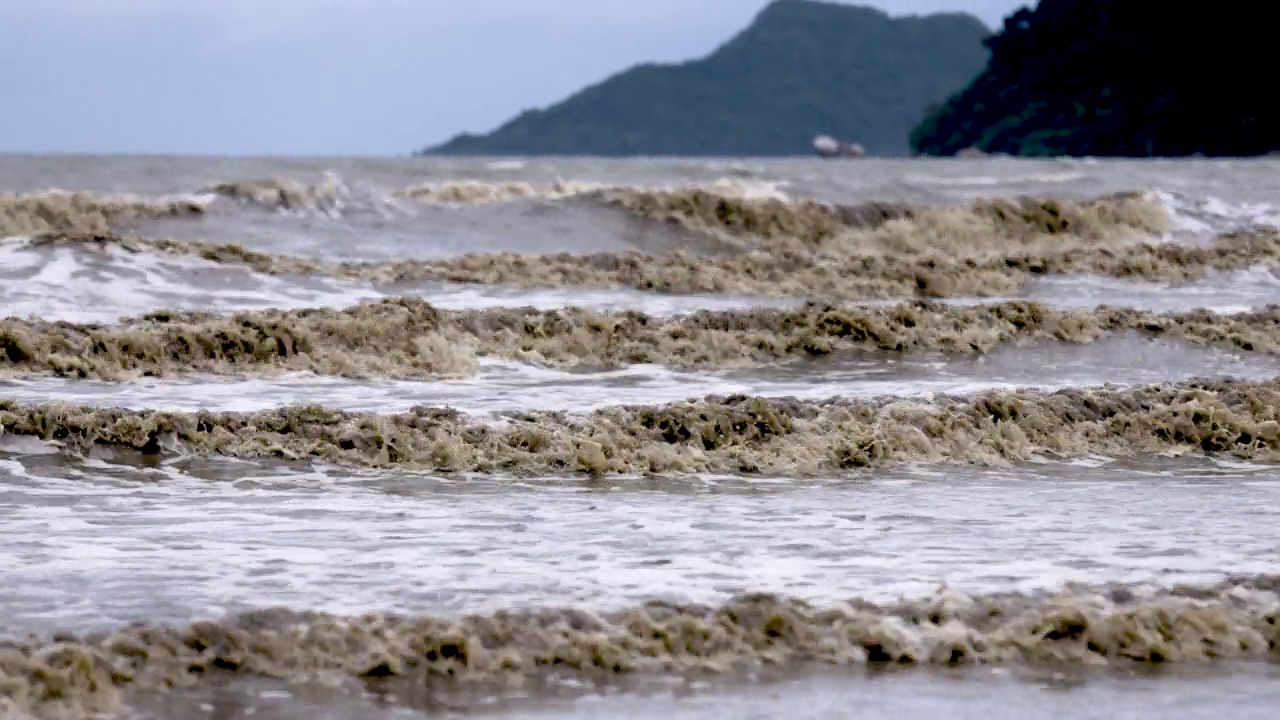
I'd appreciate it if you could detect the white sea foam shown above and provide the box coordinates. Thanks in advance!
[397,177,791,204]
[5,157,1280,668]
[1025,266,1280,314]
[0,241,381,323]
[0,238,791,322]
[902,171,1088,188]
[1,453,1277,632]
[1156,190,1280,237]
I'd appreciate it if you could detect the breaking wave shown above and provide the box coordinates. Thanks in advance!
[3,575,1279,719]
[0,191,207,239]
[13,226,1280,304]
[397,177,791,205]
[8,159,1280,720]
[603,189,1169,256]
[2,376,1279,473]
[3,298,1280,382]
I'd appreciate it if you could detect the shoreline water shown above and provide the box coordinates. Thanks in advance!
[3,156,1280,719]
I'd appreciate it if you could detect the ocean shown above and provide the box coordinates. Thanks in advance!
[2,155,1280,719]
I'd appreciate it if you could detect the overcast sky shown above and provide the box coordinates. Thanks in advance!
[0,1,1025,156]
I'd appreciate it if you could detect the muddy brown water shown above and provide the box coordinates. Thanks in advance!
[3,156,1280,719]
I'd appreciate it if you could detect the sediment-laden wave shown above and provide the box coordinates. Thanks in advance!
[2,298,1279,381]
[398,179,619,204]
[603,189,1170,255]
[201,173,371,217]
[6,182,1169,259]
[207,176,793,222]
[395,181,1169,256]
[339,229,1280,300]
[2,377,1278,472]
[18,231,329,276]
[5,168,1280,720]
[395,177,792,205]
[401,183,1171,255]
[0,297,476,381]
[3,575,1278,719]
[16,227,1280,302]
[0,192,206,238]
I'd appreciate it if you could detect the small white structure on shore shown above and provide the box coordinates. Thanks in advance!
[813,135,865,158]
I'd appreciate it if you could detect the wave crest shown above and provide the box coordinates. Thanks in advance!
[3,376,1280,472]
[3,298,1280,381]
[0,191,206,239]
[3,576,1278,718]
[16,224,1278,304]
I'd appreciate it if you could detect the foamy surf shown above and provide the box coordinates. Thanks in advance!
[902,170,1089,187]
[0,238,381,323]
[7,298,1280,384]
[1,457,1277,628]
[0,237,797,322]
[202,172,415,221]
[397,177,792,204]
[1157,189,1280,237]
[0,188,209,239]
[4,375,1280,475]
[6,155,1280,720]
[5,334,1279,415]
[1025,266,1280,314]
[14,222,1280,311]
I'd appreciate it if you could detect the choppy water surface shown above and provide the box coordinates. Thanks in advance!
[3,156,1280,719]
[4,334,1279,415]
[4,454,1280,632]
[115,665,1280,720]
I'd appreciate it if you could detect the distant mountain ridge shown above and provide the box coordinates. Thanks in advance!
[421,1,990,157]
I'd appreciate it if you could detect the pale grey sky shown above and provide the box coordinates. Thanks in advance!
[0,1,1024,155]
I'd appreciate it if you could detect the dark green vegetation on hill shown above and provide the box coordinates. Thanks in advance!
[424,1,990,157]
[911,0,1280,157]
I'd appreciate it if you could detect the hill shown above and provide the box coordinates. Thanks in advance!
[422,1,990,157]
[910,0,1280,157]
